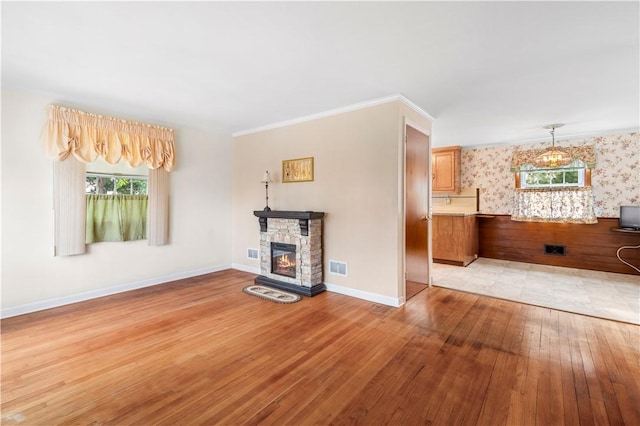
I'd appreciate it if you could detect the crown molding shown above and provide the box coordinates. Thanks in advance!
[232,94,435,137]
[459,128,639,150]
[397,94,436,122]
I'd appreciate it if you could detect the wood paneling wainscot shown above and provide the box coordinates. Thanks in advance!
[479,215,640,275]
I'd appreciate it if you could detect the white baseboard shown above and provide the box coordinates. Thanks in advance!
[230,267,402,307]
[231,263,260,274]
[2,266,404,318]
[324,282,404,307]
[1,264,231,319]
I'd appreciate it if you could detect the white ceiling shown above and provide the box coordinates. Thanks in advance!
[2,2,638,147]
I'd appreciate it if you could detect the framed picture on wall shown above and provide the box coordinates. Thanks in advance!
[282,157,314,183]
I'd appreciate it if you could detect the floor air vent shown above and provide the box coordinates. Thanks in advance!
[247,248,259,260]
[544,244,566,256]
[329,260,348,277]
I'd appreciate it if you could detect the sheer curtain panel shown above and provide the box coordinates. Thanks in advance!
[53,156,86,256]
[86,195,148,243]
[512,187,598,224]
[147,167,169,246]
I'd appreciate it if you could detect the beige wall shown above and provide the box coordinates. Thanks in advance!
[1,90,233,315]
[232,100,432,303]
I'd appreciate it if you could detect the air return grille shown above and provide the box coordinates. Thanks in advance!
[247,248,259,260]
[544,244,566,256]
[329,260,348,277]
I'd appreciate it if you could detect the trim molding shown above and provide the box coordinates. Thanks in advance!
[458,128,639,150]
[232,94,434,137]
[1,264,231,319]
[231,263,260,274]
[398,94,436,122]
[324,281,403,307]
[231,266,402,305]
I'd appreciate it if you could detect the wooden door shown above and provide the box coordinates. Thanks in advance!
[405,125,430,285]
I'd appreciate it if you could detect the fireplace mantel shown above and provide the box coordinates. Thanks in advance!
[253,210,325,220]
[253,210,325,235]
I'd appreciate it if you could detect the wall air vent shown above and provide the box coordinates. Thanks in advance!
[247,248,259,260]
[544,244,566,256]
[329,260,348,277]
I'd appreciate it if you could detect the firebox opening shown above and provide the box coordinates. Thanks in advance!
[271,242,297,278]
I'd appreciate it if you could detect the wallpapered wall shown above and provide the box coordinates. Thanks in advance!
[460,132,639,217]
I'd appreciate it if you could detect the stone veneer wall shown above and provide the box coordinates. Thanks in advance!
[259,218,322,288]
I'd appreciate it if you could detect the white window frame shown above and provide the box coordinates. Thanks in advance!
[520,168,585,189]
[86,173,148,195]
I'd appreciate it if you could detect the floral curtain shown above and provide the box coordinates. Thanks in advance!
[512,187,597,224]
[86,195,148,243]
[511,145,595,171]
[41,105,175,172]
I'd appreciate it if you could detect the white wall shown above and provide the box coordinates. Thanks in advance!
[1,90,233,316]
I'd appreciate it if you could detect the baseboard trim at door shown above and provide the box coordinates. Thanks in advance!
[325,282,403,307]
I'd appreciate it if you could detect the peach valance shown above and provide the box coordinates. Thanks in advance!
[41,105,175,172]
[511,145,595,171]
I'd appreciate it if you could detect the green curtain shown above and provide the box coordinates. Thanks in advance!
[86,195,148,243]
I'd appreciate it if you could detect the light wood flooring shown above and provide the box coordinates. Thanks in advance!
[2,269,639,425]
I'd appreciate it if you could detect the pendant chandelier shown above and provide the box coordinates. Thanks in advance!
[537,123,567,168]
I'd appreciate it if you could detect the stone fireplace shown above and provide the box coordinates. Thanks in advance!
[253,210,326,296]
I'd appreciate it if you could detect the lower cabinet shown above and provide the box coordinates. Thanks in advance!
[432,214,479,266]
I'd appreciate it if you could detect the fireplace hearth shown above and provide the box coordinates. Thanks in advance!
[253,210,326,297]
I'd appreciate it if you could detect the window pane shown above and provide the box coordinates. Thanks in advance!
[85,176,98,194]
[565,170,579,184]
[537,172,551,185]
[131,179,148,195]
[115,178,132,195]
[550,172,563,184]
[97,177,114,194]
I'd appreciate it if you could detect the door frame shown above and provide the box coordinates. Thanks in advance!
[401,118,432,303]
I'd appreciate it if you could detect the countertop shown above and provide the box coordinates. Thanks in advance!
[432,211,480,216]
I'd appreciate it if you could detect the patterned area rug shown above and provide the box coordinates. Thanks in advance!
[243,285,301,304]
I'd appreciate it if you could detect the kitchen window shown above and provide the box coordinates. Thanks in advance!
[520,168,585,189]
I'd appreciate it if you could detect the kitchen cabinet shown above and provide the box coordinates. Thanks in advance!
[432,146,461,193]
[432,213,478,266]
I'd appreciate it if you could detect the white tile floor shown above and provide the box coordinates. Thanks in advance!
[431,258,640,324]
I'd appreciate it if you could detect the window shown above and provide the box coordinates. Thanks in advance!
[520,168,585,189]
[85,173,149,243]
[513,166,596,224]
[86,173,148,195]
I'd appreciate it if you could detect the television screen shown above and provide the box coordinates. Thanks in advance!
[619,206,640,230]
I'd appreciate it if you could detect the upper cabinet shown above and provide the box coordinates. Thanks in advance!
[432,146,461,193]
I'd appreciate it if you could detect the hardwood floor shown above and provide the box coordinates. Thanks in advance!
[2,269,639,425]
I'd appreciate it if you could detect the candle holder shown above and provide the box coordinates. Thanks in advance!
[261,171,271,211]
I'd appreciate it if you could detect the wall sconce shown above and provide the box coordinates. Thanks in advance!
[261,171,271,211]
